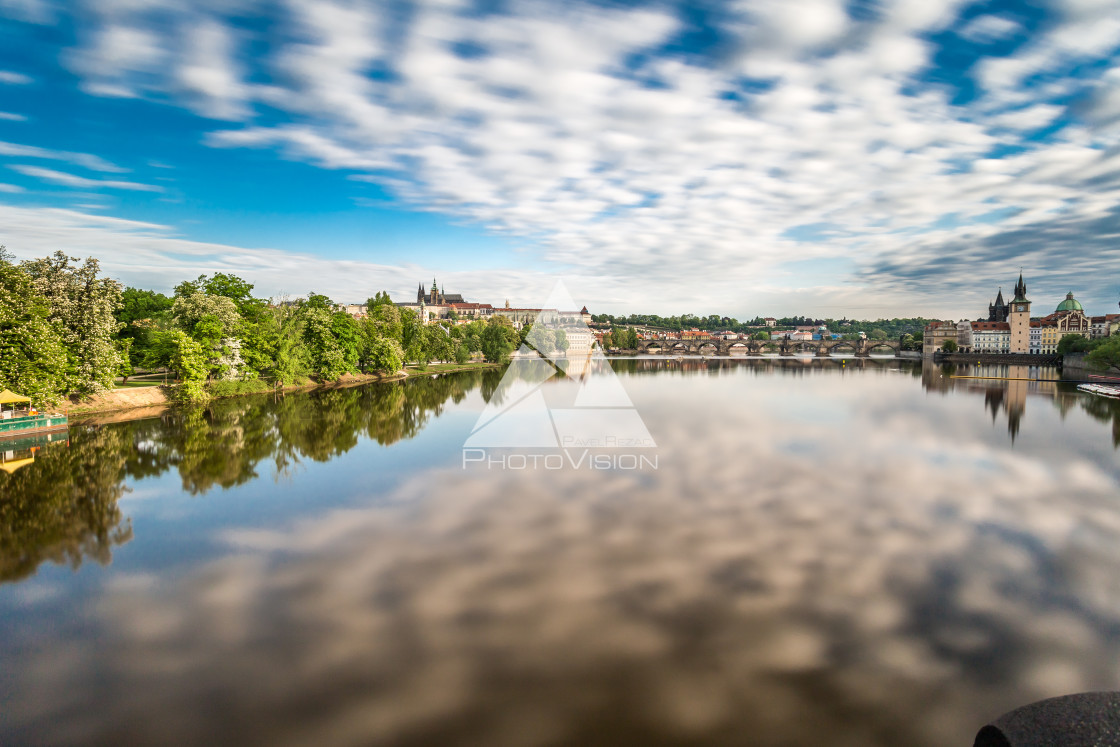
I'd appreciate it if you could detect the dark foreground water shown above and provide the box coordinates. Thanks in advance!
[2,358,1119,746]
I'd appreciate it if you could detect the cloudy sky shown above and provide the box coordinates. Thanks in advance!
[1,0,1119,319]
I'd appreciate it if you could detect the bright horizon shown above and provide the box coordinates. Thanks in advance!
[2,0,1120,320]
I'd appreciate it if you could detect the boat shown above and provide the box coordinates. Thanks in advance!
[1077,383,1120,400]
[0,389,69,440]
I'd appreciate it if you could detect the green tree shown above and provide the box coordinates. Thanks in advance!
[270,305,309,386]
[117,287,172,326]
[526,324,556,354]
[1087,337,1120,371]
[116,287,173,369]
[365,336,404,374]
[554,328,569,353]
[941,339,958,353]
[481,316,519,363]
[20,251,125,396]
[0,248,69,403]
[1058,334,1096,355]
[367,291,393,309]
[870,328,888,340]
[400,308,425,363]
[170,330,209,403]
[301,304,351,380]
[367,302,403,346]
[172,292,241,337]
[626,327,638,348]
[424,325,453,363]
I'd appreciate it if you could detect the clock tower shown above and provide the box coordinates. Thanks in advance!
[1009,271,1030,353]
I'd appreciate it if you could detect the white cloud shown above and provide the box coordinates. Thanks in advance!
[0,70,32,85]
[0,182,24,193]
[10,0,1120,316]
[959,15,1021,43]
[174,18,248,120]
[0,111,27,121]
[0,139,126,172]
[8,165,162,191]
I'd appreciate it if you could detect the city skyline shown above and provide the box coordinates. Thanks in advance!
[2,0,1120,318]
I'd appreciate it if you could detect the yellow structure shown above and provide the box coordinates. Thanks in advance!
[0,389,32,406]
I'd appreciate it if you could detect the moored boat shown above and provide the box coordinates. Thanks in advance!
[0,390,68,440]
[1077,383,1120,399]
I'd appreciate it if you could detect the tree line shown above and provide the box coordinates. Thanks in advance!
[1,249,569,405]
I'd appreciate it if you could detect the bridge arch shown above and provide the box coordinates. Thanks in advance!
[728,342,750,356]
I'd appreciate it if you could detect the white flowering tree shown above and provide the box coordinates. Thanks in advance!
[172,293,244,380]
[0,248,70,403]
[19,251,125,396]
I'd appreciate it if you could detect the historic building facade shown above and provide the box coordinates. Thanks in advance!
[1008,273,1031,353]
[416,278,465,306]
[987,288,1010,323]
[961,275,1115,355]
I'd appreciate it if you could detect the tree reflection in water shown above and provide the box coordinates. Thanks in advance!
[0,371,503,583]
[0,428,133,582]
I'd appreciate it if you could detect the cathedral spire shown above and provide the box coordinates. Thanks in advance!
[1013,270,1028,302]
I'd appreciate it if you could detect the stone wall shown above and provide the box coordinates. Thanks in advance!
[935,352,1062,365]
[1064,352,1120,378]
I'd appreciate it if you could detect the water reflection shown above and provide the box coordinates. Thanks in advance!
[919,361,1120,445]
[2,361,1119,746]
[0,373,502,582]
[0,430,131,583]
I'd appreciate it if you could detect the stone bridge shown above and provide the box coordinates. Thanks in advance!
[631,337,903,357]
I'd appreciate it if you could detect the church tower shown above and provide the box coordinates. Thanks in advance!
[1009,271,1030,354]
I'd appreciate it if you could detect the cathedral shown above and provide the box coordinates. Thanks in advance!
[416,278,465,306]
[985,274,1028,322]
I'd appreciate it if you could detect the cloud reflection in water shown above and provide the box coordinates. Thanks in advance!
[5,361,1120,746]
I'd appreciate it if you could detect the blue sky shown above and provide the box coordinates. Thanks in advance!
[1,0,1119,319]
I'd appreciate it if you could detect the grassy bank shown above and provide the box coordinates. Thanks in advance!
[64,370,408,417]
[63,362,504,419]
[405,361,505,375]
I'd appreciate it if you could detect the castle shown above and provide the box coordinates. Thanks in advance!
[416,278,464,306]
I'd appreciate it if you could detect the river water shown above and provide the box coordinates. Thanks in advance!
[1,358,1119,746]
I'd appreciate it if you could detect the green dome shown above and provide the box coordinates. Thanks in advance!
[1056,292,1083,313]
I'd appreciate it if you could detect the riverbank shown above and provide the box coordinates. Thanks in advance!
[934,352,1062,365]
[1063,352,1120,380]
[62,361,510,422]
[404,362,505,376]
[63,371,404,420]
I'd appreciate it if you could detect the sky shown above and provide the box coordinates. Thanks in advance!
[1,0,1119,320]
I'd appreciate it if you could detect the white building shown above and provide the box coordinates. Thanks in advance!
[956,320,973,350]
[970,321,1011,353]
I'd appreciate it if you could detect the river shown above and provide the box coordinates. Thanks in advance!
[1,358,1118,745]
